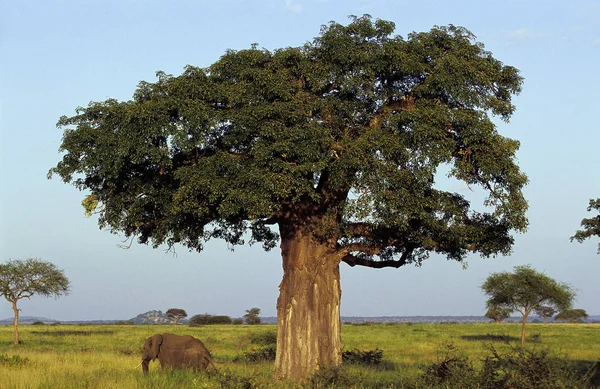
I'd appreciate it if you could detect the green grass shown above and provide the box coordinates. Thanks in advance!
[0,323,598,388]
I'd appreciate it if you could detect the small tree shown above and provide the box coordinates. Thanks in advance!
[0,258,70,344]
[571,198,600,254]
[244,307,262,325]
[534,305,556,324]
[484,305,512,324]
[166,308,187,325]
[481,265,574,347]
[555,309,589,323]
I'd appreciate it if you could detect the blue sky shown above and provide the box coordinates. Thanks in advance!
[1,0,599,321]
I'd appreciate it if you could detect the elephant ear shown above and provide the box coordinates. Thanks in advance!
[150,334,163,361]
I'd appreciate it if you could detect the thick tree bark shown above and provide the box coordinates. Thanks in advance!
[12,300,19,345]
[275,228,342,381]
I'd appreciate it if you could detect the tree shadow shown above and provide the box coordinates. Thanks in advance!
[30,330,115,336]
[568,359,600,386]
[460,334,520,342]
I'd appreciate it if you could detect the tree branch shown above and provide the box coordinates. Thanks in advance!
[341,246,414,269]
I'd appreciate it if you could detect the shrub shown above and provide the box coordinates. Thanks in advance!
[232,318,243,325]
[309,366,354,388]
[113,320,135,325]
[249,330,277,346]
[479,346,585,388]
[233,346,276,362]
[342,348,383,365]
[421,342,592,388]
[31,321,45,325]
[0,354,29,367]
[421,342,476,387]
[188,314,232,326]
[205,369,256,389]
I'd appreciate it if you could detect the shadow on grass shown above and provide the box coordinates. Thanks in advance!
[461,334,518,342]
[461,332,544,344]
[30,330,116,336]
[568,359,600,387]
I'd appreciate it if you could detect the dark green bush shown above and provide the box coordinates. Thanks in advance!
[113,320,135,325]
[421,343,593,388]
[206,369,257,389]
[249,330,277,346]
[421,342,477,387]
[232,318,243,325]
[342,348,383,365]
[31,321,45,325]
[233,346,276,362]
[309,366,355,388]
[479,346,586,389]
[188,314,232,326]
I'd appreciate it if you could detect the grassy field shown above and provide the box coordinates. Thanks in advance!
[0,322,598,388]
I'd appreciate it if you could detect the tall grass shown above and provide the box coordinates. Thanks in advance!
[0,323,597,388]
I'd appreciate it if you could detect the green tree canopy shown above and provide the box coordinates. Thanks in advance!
[484,304,513,323]
[481,265,574,347]
[50,16,527,380]
[166,308,188,324]
[0,258,70,344]
[571,198,600,254]
[244,307,262,325]
[555,309,589,323]
[534,305,556,323]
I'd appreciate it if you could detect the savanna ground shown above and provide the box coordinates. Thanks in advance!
[0,322,598,388]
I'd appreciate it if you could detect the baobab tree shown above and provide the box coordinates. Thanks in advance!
[571,198,600,254]
[50,16,527,380]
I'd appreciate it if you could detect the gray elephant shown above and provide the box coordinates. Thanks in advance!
[141,333,215,373]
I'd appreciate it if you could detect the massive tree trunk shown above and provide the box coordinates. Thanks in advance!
[274,227,342,381]
[12,300,19,345]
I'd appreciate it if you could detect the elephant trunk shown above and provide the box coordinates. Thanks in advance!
[142,359,149,374]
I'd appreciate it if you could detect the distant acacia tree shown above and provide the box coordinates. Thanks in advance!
[571,198,600,254]
[481,265,574,347]
[244,307,262,325]
[0,258,70,344]
[484,305,512,324]
[534,305,556,324]
[166,308,187,324]
[555,309,589,323]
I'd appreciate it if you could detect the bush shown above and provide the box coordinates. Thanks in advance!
[479,346,585,388]
[232,318,243,325]
[113,320,135,325]
[342,348,383,365]
[31,321,45,325]
[249,330,277,346]
[421,342,593,388]
[233,346,276,362]
[421,342,477,387]
[0,354,29,367]
[188,314,232,326]
[309,366,355,388]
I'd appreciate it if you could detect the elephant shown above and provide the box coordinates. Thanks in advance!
[141,333,215,373]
